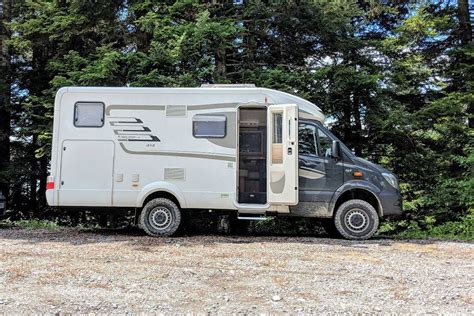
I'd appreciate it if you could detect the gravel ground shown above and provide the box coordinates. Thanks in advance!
[0,227,472,314]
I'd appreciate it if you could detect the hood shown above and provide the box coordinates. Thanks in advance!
[352,157,391,174]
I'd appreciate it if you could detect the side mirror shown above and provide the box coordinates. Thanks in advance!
[331,140,341,160]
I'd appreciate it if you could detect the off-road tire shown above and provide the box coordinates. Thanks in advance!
[140,198,181,237]
[334,199,379,240]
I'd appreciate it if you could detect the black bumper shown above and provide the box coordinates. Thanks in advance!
[379,190,403,217]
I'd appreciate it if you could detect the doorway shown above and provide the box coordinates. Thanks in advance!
[238,107,267,204]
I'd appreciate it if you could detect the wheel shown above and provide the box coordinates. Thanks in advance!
[139,198,181,237]
[334,199,379,240]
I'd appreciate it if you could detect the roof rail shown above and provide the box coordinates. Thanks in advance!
[200,84,256,88]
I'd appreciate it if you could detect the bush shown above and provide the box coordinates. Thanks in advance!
[380,211,474,240]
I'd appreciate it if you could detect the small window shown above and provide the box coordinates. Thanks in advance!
[298,123,317,156]
[74,102,105,127]
[193,115,226,138]
[271,112,283,164]
[272,112,283,144]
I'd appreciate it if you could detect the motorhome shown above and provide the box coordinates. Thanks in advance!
[46,84,402,240]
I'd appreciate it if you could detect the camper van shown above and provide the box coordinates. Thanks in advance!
[46,85,402,240]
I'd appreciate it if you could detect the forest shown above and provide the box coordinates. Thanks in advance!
[0,0,472,238]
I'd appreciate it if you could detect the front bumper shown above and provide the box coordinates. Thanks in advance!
[379,190,403,217]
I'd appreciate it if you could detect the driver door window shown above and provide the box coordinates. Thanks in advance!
[317,129,333,158]
[298,123,318,156]
[298,123,332,159]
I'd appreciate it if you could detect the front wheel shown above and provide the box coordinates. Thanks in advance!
[334,199,379,240]
[140,198,181,237]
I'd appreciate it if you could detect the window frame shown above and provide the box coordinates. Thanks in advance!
[298,121,338,159]
[192,114,227,138]
[298,122,319,158]
[316,127,333,158]
[73,101,105,128]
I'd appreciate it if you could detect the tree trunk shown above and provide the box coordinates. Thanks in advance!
[458,0,472,45]
[216,47,227,81]
[37,155,48,208]
[29,134,38,211]
[0,0,12,199]
[352,92,362,156]
[457,0,472,128]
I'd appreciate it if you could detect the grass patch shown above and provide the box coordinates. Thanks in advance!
[11,219,61,230]
[77,223,102,231]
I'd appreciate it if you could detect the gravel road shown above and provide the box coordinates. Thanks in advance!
[0,228,472,314]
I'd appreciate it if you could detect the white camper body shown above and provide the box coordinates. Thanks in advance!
[46,86,324,216]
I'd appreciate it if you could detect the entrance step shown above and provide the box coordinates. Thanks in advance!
[237,214,268,221]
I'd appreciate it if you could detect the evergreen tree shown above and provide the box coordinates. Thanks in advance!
[0,0,12,199]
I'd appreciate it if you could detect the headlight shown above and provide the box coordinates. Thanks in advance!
[382,173,399,189]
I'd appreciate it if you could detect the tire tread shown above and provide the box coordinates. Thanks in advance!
[140,198,181,237]
[334,199,379,240]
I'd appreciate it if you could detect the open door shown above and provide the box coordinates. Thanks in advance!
[267,104,298,205]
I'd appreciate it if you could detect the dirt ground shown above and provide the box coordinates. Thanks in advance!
[0,227,472,314]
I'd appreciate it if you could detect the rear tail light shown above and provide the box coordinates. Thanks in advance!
[46,176,55,190]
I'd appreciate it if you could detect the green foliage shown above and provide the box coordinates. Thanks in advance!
[380,211,474,240]
[10,219,60,230]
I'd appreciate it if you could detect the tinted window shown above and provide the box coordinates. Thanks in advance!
[271,112,283,164]
[298,123,317,156]
[272,112,283,144]
[193,115,226,138]
[74,102,104,127]
[318,128,333,158]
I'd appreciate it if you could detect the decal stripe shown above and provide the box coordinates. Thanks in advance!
[106,105,166,115]
[106,103,240,115]
[119,143,236,161]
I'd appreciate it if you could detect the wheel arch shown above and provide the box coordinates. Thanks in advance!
[136,182,186,209]
[330,182,383,217]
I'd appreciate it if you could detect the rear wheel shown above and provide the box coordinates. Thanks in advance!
[334,199,379,240]
[140,198,181,237]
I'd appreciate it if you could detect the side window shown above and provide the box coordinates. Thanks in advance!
[298,123,317,156]
[193,115,226,138]
[74,102,104,127]
[318,128,333,158]
[271,112,283,164]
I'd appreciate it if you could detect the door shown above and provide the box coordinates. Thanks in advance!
[298,122,344,204]
[59,140,114,206]
[267,104,298,205]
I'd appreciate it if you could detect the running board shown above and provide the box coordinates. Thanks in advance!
[237,214,269,221]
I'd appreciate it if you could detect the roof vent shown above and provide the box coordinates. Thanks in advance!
[200,84,256,88]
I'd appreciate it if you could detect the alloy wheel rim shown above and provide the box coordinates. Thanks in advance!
[345,208,369,233]
[149,207,173,230]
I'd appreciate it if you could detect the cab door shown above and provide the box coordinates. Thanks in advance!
[298,122,344,205]
[267,104,298,205]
